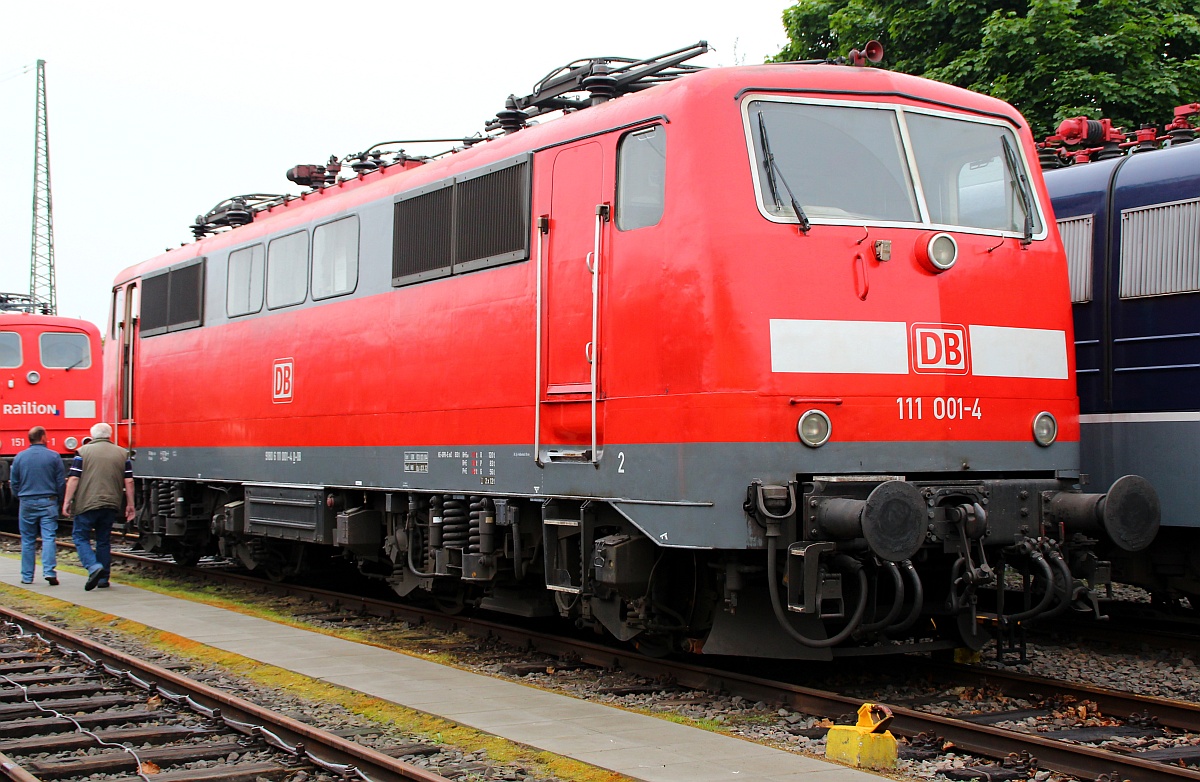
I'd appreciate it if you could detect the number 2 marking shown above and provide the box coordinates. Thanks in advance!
[618,451,626,473]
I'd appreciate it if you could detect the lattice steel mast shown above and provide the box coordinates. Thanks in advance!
[29,59,55,315]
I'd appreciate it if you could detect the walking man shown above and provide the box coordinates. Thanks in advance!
[10,426,65,585]
[63,423,135,590]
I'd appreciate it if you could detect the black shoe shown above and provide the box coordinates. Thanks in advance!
[20,580,32,585]
[84,569,106,591]
[97,583,110,589]
[45,577,58,586]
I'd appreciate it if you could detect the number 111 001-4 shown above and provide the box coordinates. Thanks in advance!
[897,397,982,420]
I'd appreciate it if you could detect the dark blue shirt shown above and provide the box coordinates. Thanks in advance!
[69,455,133,479]
[10,442,66,500]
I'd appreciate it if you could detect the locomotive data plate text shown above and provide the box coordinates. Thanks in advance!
[897,397,982,420]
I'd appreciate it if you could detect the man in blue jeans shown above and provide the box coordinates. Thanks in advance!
[10,426,65,585]
[62,423,135,590]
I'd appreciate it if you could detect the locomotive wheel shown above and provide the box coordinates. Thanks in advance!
[632,634,675,658]
[432,587,466,615]
[172,549,201,568]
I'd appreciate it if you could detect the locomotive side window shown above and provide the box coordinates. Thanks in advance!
[312,216,359,300]
[267,231,309,309]
[616,126,666,230]
[139,258,205,337]
[0,332,19,368]
[40,332,91,369]
[227,244,265,317]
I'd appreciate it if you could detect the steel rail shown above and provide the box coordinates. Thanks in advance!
[912,659,1200,732]
[102,550,1200,782]
[0,604,451,782]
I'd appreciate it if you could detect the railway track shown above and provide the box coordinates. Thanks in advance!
[5,536,1200,782]
[99,549,1200,782]
[0,605,451,782]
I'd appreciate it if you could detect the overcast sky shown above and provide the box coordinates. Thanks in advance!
[0,0,793,330]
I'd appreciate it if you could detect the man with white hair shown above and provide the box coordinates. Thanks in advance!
[62,422,135,590]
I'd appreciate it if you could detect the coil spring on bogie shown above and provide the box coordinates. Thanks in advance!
[469,496,485,554]
[148,482,170,518]
[442,496,469,549]
[171,481,186,518]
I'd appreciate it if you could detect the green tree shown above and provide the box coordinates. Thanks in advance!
[774,0,1200,139]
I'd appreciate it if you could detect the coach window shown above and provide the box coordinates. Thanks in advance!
[40,333,91,369]
[0,332,19,368]
[312,215,359,299]
[227,244,265,316]
[266,231,308,309]
[616,126,666,230]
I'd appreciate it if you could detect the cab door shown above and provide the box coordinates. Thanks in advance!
[111,282,139,449]
[539,141,610,462]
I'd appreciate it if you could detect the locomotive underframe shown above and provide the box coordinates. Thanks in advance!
[129,469,1148,659]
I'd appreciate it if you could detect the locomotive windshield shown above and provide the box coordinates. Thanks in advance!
[746,98,1044,237]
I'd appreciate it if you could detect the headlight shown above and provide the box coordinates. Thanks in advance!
[917,232,958,273]
[797,409,831,447]
[65,437,78,450]
[1032,412,1057,446]
[26,370,40,385]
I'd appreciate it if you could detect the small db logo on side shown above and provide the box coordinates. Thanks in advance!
[273,358,294,403]
[911,324,969,374]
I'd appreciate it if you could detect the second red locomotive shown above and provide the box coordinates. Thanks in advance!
[1,299,102,512]
[105,44,1159,658]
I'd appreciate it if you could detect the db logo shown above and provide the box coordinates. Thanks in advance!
[273,358,294,403]
[910,324,969,374]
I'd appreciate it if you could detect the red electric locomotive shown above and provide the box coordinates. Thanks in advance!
[1,297,102,511]
[105,43,1159,658]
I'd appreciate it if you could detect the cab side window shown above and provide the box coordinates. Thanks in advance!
[616,125,666,230]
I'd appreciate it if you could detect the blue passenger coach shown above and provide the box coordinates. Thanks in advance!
[1045,136,1200,605]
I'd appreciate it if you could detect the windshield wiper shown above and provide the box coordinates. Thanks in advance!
[64,357,86,372]
[757,111,811,233]
[1000,135,1035,246]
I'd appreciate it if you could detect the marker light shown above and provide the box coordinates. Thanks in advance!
[798,409,832,447]
[916,232,958,273]
[65,437,78,450]
[26,371,40,385]
[1032,412,1057,447]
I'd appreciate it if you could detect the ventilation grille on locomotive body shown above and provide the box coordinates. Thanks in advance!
[140,259,206,337]
[1119,198,1200,298]
[391,155,530,285]
[1057,214,1094,303]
